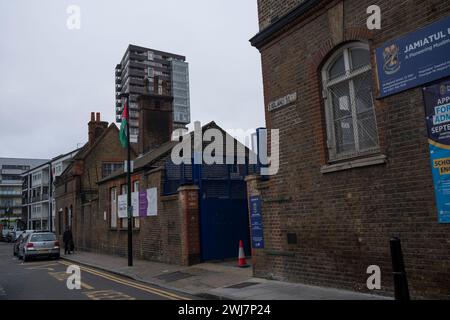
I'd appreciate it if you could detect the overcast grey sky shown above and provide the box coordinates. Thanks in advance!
[0,0,264,159]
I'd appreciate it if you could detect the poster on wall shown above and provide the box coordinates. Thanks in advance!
[146,188,158,216]
[138,190,148,217]
[249,196,264,248]
[376,16,450,98]
[117,194,127,218]
[423,78,450,223]
[117,188,158,218]
[132,192,139,217]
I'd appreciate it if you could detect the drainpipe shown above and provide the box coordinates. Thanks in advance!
[49,162,53,232]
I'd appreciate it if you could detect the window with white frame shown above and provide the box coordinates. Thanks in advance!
[322,42,379,161]
[110,187,117,228]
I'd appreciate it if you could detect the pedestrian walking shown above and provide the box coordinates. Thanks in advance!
[63,226,73,255]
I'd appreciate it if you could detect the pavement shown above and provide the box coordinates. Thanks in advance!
[60,249,391,300]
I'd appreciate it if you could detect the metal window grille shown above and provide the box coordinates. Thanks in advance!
[162,160,254,198]
[322,43,379,161]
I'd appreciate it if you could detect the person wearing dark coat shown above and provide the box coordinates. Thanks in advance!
[63,227,74,255]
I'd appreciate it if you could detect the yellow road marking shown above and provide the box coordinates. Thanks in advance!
[48,271,68,281]
[84,290,136,300]
[81,282,94,290]
[48,271,94,290]
[59,260,188,300]
[25,262,59,270]
[58,260,190,300]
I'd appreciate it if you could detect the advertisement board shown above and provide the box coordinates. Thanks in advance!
[423,78,450,223]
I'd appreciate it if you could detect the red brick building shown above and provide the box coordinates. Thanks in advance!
[56,85,254,266]
[248,0,450,298]
[54,112,136,249]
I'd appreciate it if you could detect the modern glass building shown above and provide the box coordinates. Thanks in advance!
[0,158,48,229]
[115,44,191,141]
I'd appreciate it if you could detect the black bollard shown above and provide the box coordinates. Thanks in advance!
[389,237,410,300]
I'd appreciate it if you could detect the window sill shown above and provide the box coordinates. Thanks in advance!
[109,228,140,232]
[118,228,140,232]
[321,154,387,174]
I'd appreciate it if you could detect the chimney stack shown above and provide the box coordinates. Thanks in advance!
[137,85,173,154]
[88,112,108,146]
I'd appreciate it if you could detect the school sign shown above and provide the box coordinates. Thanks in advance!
[376,16,450,98]
[423,78,450,224]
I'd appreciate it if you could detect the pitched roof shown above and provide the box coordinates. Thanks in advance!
[97,120,254,184]
[97,139,177,184]
[58,123,138,180]
[74,123,118,160]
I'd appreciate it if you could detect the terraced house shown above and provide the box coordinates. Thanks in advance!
[247,0,450,298]
[54,112,133,242]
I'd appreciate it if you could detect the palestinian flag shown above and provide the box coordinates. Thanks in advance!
[119,101,128,148]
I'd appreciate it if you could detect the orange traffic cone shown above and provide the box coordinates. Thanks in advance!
[238,240,249,268]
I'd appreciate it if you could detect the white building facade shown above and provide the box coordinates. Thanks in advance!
[22,149,79,230]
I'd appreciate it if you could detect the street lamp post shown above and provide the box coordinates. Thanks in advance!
[120,92,133,267]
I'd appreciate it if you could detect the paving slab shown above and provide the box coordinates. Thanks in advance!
[62,251,391,300]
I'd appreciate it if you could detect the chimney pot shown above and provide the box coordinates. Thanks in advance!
[88,112,108,146]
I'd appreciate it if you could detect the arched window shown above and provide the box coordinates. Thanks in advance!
[322,42,379,161]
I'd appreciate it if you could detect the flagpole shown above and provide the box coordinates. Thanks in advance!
[125,94,133,267]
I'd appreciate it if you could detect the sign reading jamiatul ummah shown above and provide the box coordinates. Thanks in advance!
[423,78,450,224]
[376,16,450,98]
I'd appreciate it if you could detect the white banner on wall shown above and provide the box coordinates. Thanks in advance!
[146,188,157,217]
[132,191,139,217]
[116,188,158,218]
[118,194,127,218]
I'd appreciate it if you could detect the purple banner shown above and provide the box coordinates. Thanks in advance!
[139,190,148,217]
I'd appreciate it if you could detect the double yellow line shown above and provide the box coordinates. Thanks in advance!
[58,260,190,300]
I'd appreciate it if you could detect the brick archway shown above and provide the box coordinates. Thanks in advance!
[306,27,375,164]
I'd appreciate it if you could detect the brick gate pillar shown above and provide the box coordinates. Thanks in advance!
[178,185,200,266]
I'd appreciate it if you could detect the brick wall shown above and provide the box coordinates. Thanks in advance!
[78,166,200,266]
[257,0,307,30]
[55,123,130,248]
[252,0,450,298]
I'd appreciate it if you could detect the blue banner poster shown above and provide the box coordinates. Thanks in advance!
[376,16,450,98]
[423,78,450,223]
[249,196,264,248]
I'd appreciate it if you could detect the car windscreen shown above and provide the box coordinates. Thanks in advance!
[30,234,56,242]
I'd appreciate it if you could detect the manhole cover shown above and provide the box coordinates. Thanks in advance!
[156,271,193,282]
[225,282,259,289]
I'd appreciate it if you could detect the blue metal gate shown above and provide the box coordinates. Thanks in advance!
[164,161,253,261]
[198,175,251,261]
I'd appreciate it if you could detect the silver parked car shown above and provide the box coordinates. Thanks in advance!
[13,230,34,256]
[18,232,60,262]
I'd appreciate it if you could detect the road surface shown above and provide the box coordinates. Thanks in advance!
[0,242,195,300]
